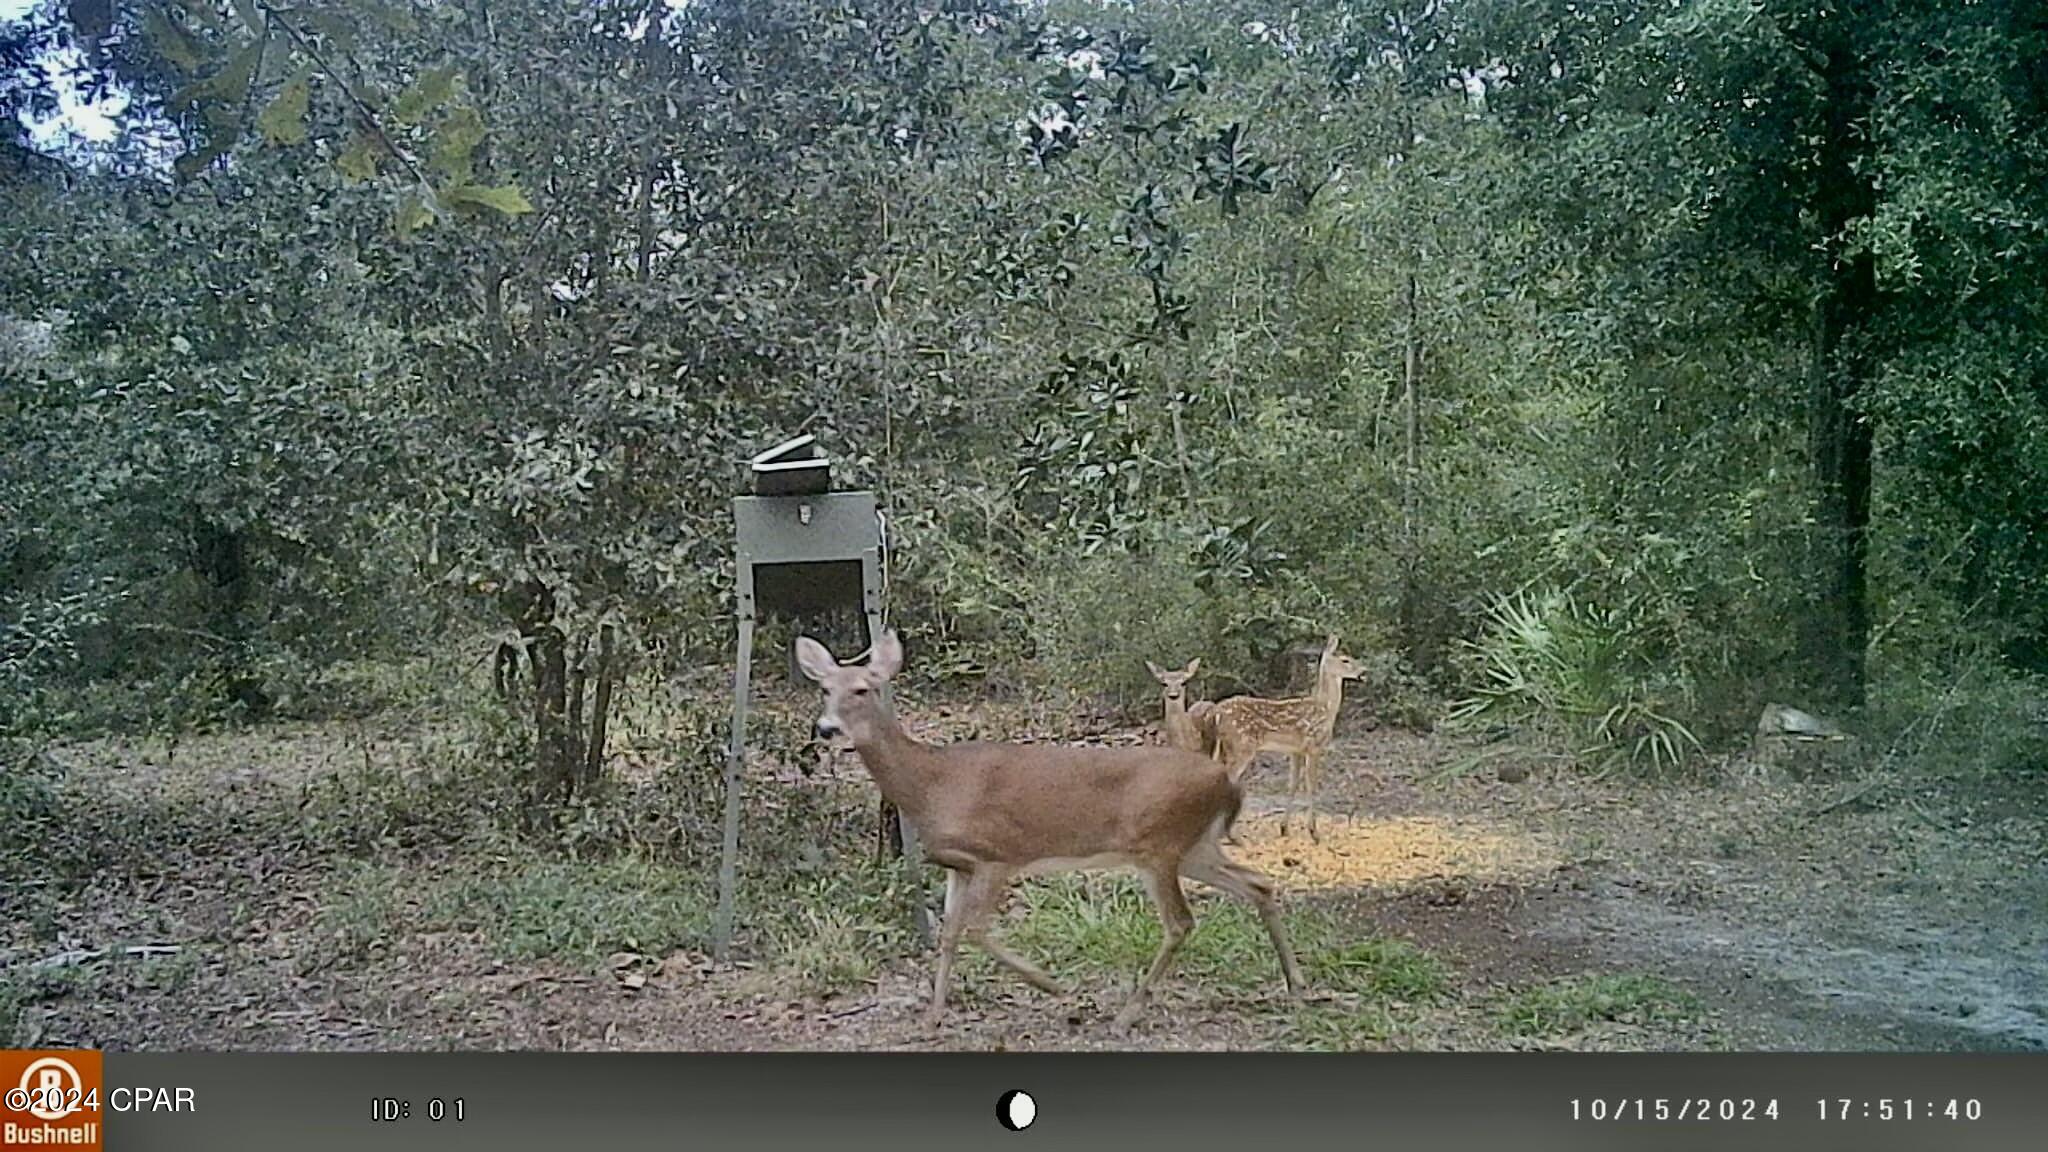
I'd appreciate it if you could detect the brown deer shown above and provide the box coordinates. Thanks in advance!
[1149,658,1249,845]
[1146,658,1218,755]
[796,630,1304,1033]
[1206,633,1364,842]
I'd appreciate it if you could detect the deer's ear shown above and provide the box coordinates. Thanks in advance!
[1146,660,1167,679]
[1184,658,1201,676]
[794,636,838,683]
[869,630,904,680]
[1323,633,1341,655]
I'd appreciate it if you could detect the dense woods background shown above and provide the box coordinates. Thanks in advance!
[5,0,2046,806]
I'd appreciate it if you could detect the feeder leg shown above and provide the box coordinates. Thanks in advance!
[898,808,932,948]
[714,614,754,961]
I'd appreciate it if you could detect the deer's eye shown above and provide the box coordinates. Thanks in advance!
[852,686,870,697]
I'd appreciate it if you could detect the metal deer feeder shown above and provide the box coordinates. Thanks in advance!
[713,434,932,959]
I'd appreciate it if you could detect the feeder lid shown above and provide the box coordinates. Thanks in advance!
[748,433,831,496]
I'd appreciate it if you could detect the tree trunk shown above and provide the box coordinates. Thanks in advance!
[190,514,269,718]
[531,623,572,808]
[1397,269,1426,667]
[1806,37,1879,713]
[876,799,904,861]
[634,15,663,286]
[513,579,575,811]
[581,622,616,787]
[565,631,590,781]
[1169,396,1199,512]
[591,213,611,306]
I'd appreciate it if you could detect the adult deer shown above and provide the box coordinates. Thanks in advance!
[1146,657,1218,756]
[796,631,1304,1033]
[1149,657,1248,844]
[1206,633,1364,842]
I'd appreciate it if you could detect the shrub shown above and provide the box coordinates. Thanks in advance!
[1448,589,1703,773]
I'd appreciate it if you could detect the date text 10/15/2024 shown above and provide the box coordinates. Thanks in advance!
[1569,1099,1986,1122]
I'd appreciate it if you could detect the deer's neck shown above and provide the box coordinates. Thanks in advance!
[1311,665,1348,732]
[850,711,943,821]
[1162,694,1192,736]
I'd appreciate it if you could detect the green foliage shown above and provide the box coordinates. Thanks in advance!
[431,857,714,964]
[761,862,924,998]
[326,855,714,967]
[1028,547,1211,715]
[440,182,532,217]
[3,0,2045,793]
[391,64,461,127]
[1282,1002,1394,1051]
[1304,934,1449,1003]
[1499,973,1700,1039]
[1448,590,1704,774]
[1865,651,2048,781]
[1005,874,1447,1002]
[256,67,311,145]
[0,746,68,889]
[0,964,98,1048]
[296,703,529,854]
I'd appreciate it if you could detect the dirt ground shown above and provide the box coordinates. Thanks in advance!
[8,702,2047,1052]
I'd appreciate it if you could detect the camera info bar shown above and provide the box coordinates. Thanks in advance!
[3,1050,2041,1151]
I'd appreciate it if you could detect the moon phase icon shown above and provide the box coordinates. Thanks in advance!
[997,1090,1037,1131]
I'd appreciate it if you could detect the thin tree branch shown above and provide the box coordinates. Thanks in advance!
[251,0,436,200]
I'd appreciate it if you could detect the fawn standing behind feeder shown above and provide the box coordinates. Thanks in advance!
[715,434,932,959]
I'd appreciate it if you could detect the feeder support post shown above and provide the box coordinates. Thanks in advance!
[713,556,756,960]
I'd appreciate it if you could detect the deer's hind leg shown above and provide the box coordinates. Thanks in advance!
[1179,842,1305,1000]
[964,871,1064,996]
[1281,751,1305,838]
[1215,736,1253,845]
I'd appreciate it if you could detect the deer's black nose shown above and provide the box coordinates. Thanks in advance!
[814,722,839,741]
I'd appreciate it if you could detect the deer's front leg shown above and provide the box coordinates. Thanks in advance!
[1281,752,1302,838]
[926,869,970,1027]
[1113,866,1195,1035]
[928,866,1008,1028]
[1305,749,1321,843]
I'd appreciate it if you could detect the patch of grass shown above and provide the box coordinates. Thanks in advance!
[297,717,527,856]
[268,651,466,724]
[321,862,410,961]
[1,745,73,887]
[1284,1003,1395,1051]
[319,855,714,969]
[756,859,924,998]
[0,965,98,1047]
[1304,935,1448,1001]
[1867,658,2048,781]
[772,910,881,998]
[131,948,200,995]
[1004,875,1448,1004]
[1499,972,1699,1038]
[425,857,714,965]
[1007,877,1275,993]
